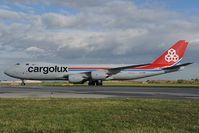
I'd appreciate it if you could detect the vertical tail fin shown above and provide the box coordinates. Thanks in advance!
[152,40,189,67]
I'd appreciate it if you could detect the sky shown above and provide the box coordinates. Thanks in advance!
[0,0,199,80]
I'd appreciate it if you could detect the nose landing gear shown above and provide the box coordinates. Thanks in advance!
[21,79,26,86]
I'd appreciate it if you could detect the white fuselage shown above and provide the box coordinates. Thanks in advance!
[4,62,165,81]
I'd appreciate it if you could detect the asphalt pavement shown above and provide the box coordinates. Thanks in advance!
[0,86,198,99]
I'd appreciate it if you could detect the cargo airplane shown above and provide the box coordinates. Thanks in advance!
[4,40,191,86]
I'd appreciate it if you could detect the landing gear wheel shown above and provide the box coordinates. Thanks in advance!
[96,80,103,86]
[88,80,103,86]
[21,80,26,86]
[88,80,95,86]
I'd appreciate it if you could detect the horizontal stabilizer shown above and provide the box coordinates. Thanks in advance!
[162,62,192,70]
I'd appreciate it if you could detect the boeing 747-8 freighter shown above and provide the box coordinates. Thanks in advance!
[4,40,191,86]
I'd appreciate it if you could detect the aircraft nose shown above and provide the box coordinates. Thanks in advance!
[4,69,9,75]
[4,68,13,77]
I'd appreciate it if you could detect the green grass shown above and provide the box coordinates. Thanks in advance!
[0,98,198,133]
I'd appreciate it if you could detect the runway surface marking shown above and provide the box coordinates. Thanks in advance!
[0,86,198,99]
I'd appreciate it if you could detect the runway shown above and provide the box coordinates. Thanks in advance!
[0,86,198,99]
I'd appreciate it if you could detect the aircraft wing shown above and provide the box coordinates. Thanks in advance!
[107,63,150,74]
[76,63,151,79]
[108,62,192,73]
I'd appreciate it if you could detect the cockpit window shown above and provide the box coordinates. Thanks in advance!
[16,63,20,65]
[26,63,29,65]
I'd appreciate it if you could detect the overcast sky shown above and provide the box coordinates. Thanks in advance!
[0,0,199,80]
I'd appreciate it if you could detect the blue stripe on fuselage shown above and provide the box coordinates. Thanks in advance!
[68,69,162,72]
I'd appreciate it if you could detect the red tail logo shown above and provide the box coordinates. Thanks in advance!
[152,40,189,67]
[165,49,179,62]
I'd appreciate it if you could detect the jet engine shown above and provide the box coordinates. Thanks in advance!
[68,74,85,84]
[91,71,108,80]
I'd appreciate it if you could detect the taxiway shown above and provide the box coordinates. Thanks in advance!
[0,86,198,99]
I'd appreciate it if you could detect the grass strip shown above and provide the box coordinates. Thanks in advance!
[0,98,198,133]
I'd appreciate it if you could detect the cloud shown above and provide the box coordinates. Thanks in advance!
[25,46,45,53]
[0,9,22,20]
[42,13,76,28]
[5,0,114,9]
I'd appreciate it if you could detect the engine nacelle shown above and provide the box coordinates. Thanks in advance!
[68,74,85,84]
[91,71,108,80]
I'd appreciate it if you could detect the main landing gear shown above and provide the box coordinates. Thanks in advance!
[88,80,103,86]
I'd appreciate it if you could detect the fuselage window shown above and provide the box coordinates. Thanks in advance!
[16,63,20,65]
[26,63,29,65]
